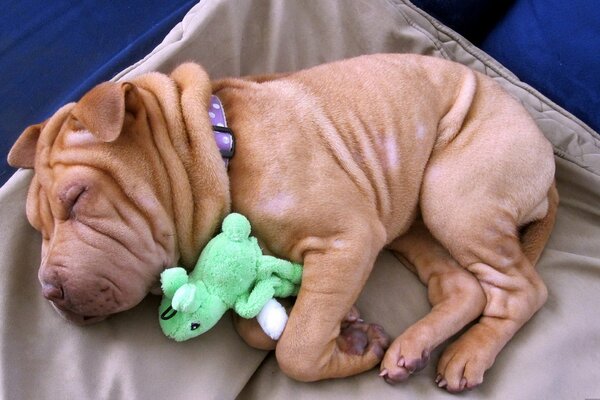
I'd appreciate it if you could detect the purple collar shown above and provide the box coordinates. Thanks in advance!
[209,95,235,168]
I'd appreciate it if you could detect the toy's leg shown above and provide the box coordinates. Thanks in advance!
[234,277,281,318]
[258,255,303,284]
[233,313,278,350]
[272,278,299,298]
[258,272,308,339]
[275,222,390,381]
[233,302,363,351]
[257,298,288,340]
[381,220,486,383]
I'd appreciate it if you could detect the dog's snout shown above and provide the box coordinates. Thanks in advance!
[39,267,129,320]
[42,282,64,301]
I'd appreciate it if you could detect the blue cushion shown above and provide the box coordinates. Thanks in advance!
[0,0,196,185]
[411,0,515,44]
[482,0,600,133]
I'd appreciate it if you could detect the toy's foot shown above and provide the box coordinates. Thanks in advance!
[380,330,432,384]
[337,314,390,358]
[257,299,288,340]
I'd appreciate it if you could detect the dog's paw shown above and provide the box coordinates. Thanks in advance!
[380,332,431,384]
[435,337,490,393]
[337,318,390,359]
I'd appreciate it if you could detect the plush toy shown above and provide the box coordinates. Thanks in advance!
[159,213,302,342]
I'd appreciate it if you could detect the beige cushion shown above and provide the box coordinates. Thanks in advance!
[2,1,599,398]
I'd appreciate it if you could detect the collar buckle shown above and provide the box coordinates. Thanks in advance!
[209,95,235,167]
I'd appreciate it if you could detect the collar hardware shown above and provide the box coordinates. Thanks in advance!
[209,95,235,167]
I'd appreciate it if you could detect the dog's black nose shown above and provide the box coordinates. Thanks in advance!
[42,282,64,301]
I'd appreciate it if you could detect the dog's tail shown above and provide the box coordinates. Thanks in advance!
[520,181,559,265]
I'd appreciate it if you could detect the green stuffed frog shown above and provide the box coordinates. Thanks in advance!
[159,213,302,342]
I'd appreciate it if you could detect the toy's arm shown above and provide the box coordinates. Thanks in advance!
[272,278,299,298]
[257,255,303,283]
[234,278,280,319]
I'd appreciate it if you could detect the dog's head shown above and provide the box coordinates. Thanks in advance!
[8,64,230,324]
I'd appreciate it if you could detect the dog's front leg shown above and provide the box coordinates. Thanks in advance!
[275,226,390,381]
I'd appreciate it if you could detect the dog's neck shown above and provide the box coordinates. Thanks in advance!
[208,95,235,168]
[133,64,232,268]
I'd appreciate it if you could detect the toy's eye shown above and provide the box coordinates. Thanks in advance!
[191,322,200,331]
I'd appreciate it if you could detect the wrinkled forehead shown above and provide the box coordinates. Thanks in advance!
[28,101,115,214]
[33,100,128,190]
[34,103,76,182]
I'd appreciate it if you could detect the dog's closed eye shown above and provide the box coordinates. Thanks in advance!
[59,184,87,216]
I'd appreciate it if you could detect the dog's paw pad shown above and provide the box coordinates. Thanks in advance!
[366,324,391,359]
[337,320,390,358]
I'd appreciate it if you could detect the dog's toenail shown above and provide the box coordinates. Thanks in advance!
[379,369,388,377]
[437,378,448,388]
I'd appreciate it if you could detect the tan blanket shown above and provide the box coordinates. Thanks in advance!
[1,1,599,399]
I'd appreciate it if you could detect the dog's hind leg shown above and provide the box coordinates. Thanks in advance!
[419,151,554,392]
[380,220,486,384]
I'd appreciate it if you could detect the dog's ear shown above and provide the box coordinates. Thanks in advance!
[71,82,140,142]
[8,121,46,168]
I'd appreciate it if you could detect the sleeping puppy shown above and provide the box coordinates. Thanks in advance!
[8,54,557,392]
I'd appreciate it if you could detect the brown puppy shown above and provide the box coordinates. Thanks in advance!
[8,54,556,392]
